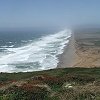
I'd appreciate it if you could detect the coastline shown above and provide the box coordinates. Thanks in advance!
[57,32,77,68]
[57,29,100,68]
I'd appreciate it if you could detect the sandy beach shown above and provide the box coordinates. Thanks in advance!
[57,29,100,68]
[57,32,77,68]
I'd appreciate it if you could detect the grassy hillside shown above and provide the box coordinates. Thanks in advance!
[0,67,100,100]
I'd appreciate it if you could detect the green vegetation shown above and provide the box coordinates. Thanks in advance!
[0,67,100,100]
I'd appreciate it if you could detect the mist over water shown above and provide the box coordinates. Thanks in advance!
[0,29,72,72]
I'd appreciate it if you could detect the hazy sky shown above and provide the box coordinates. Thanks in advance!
[0,0,100,29]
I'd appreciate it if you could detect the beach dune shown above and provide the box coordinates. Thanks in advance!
[58,29,100,68]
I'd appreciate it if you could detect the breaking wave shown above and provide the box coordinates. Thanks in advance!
[0,29,72,72]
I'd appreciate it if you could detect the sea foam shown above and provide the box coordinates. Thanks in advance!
[0,29,72,72]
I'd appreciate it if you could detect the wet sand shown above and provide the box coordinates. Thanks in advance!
[57,32,77,68]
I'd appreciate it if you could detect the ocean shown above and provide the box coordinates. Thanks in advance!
[0,29,72,72]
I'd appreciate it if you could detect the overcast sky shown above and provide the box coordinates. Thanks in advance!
[0,0,100,29]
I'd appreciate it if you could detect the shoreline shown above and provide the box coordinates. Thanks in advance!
[57,29,100,68]
[57,32,77,68]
